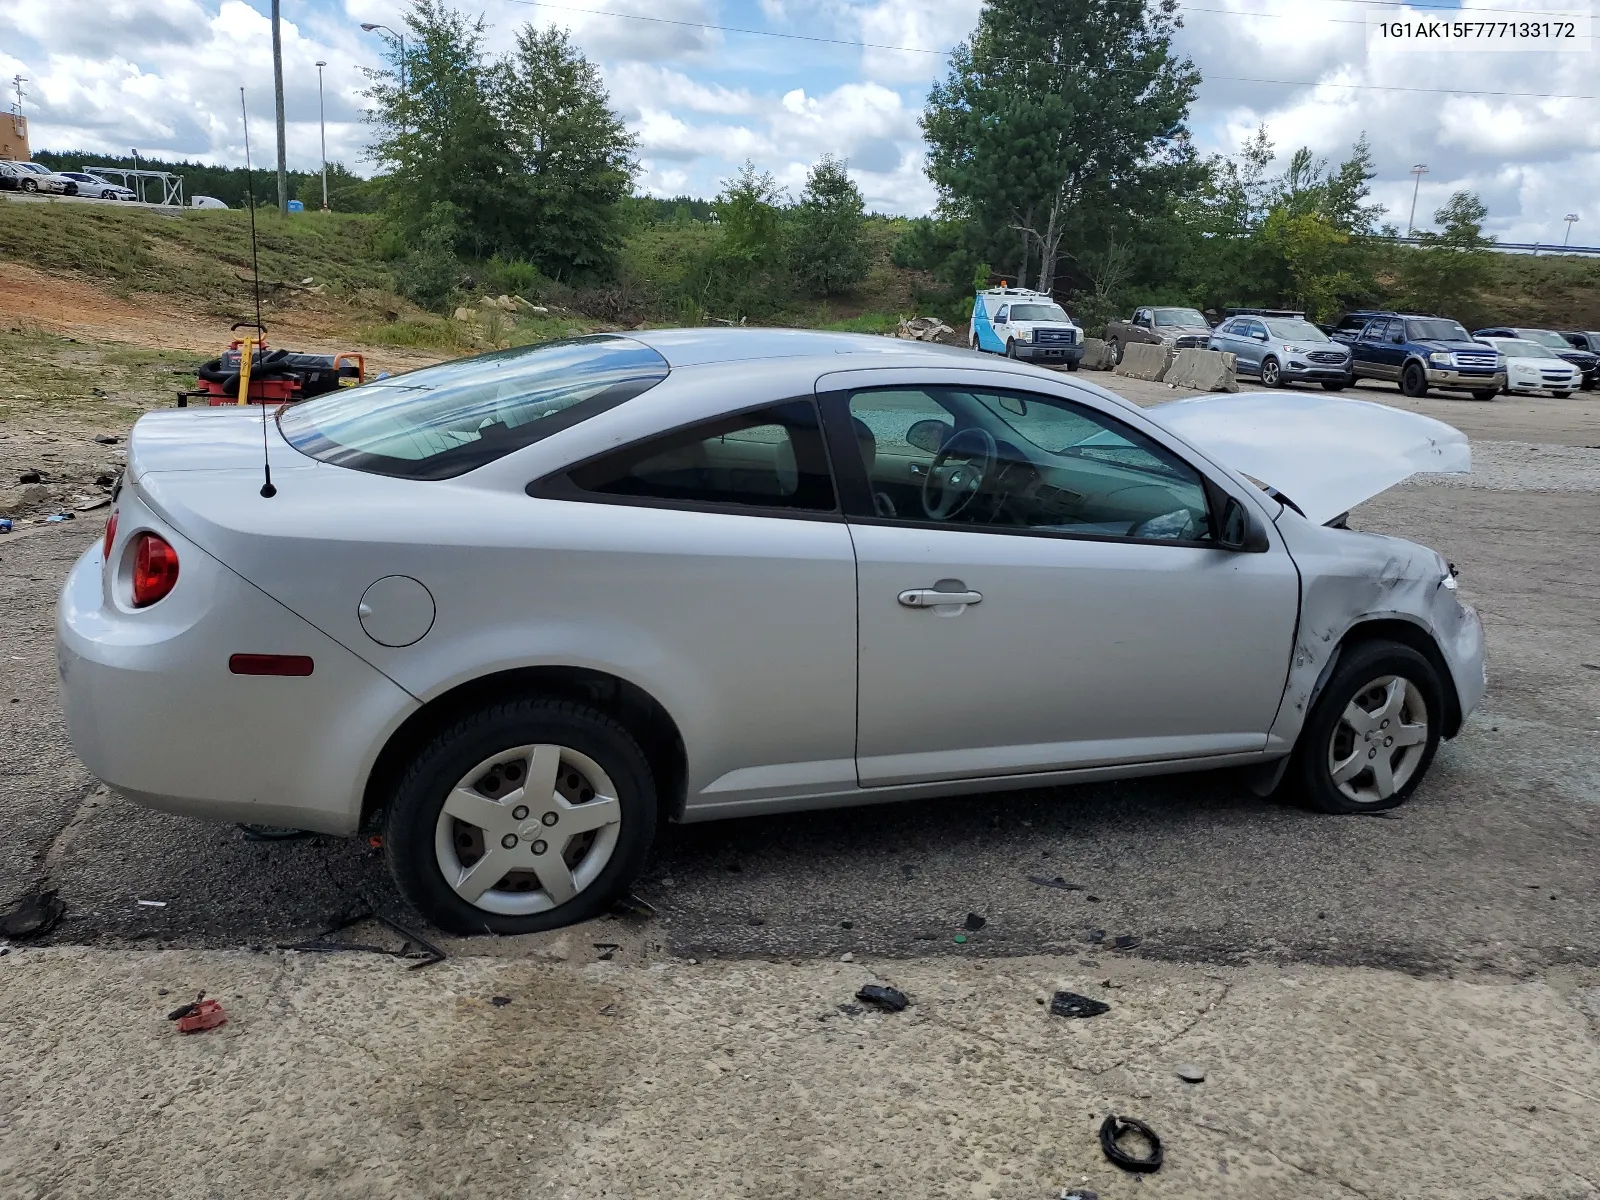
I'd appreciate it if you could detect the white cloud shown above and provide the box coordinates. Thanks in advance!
[853,0,977,85]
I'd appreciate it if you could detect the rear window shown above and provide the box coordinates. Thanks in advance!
[279,336,669,480]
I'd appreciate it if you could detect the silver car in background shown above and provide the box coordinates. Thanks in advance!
[57,330,1485,934]
[1209,315,1353,389]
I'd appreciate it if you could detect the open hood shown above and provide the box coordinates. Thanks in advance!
[1150,391,1470,525]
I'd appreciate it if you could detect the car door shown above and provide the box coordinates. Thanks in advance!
[1132,309,1155,344]
[819,371,1300,787]
[1232,320,1266,374]
[1355,319,1393,379]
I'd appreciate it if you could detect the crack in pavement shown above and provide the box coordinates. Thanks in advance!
[1189,1117,1378,1199]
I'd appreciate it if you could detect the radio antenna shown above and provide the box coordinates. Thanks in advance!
[240,88,276,498]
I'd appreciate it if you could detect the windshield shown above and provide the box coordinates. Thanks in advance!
[1519,330,1572,350]
[1009,303,1070,323]
[1154,308,1207,327]
[19,164,49,174]
[1263,319,1331,343]
[1490,339,1560,360]
[279,336,670,480]
[1406,319,1471,342]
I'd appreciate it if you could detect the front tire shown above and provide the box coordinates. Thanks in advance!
[1400,362,1429,398]
[385,697,657,934]
[1471,390,1497,402]
[1066,359,1079,371]
[1320,380,1346,392]
[1552,391,1572,399]
[1005,340,1018,359]
[1110,339,1123,365]
[1260,356,1282,387]
[1293,640,1443,814]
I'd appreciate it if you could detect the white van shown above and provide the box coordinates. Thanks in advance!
[969,287,1084,368]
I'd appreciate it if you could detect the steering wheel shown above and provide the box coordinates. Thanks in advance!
[921,427,998,521]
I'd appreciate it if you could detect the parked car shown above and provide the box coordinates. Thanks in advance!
[969,287,1084,368]
[1474,327,1597,391]
[54,171,137,201]
[191,195,229,210]
[1103,307,1213,364]
[57,330,1486,933]
[1475,337,1583,398]
[0,161,24,191]
[1208,314,1352,389]
[1331,311,1503,400]
[10,162,79,195]
[1560,329,1600,366]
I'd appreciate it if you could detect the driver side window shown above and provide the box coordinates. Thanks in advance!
[843,388,1214,543]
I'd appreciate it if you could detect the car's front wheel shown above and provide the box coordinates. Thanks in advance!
[1109,339,1123,365]
[1259,356,1282,387]
[1320,380,1346,391]
[1552,391,1572,399]
[385,698,656,933]
[1471,390,1497,402]
[1400,362,1429,398]
[1005,340,1018,359]
[1293,640,1443,814]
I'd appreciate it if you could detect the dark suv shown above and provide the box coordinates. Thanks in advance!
[1476,327,1598,390]
[1331,312,1504,400]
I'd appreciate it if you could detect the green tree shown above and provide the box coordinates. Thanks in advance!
[714,161,786,260]
[1260,209,1357,322]
[1399,191,1495,317]
[921,0,1200,293]
[497,26,636,279]
[789,155,868,297]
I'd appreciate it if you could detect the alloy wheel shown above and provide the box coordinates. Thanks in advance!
[433,743,622,915]
[1326,675,1429,804]
[1261,358,1281,387]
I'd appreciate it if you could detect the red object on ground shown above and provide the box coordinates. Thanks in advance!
[175,998,227,1033]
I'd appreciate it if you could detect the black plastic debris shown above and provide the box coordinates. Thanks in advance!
[94,434,121,445]
[1113,935,1141,951]
[1028,875,1085,891]
[964,912,986,931]
[18,470,42,484]
[237,823,315,841]
[855,984,909,1012]
[1085,929,1107,944]
[1100,1114,1163,1173]
[0,888,65,940]
[278,908,445,970]
[1050,991,1110,1019]
[491,996,512,1007]
[593,942,620,961]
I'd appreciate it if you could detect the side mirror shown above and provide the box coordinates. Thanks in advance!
[1252,330,1268,342]
[1215,494,1269,552]
[996,395,1027,417]
[906,419,954,455]
[1390,331,1405,344]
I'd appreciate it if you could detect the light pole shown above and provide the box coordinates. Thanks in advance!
[131,147,142,203]
[315,60,329,210]
[1563,213,1580,247]
[1407,164,1429,235]
[270,0,287,211]
[361,23,406,100]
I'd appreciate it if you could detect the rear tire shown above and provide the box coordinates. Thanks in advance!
[20,178,36,193]
[1400,362,1429,398]
[385,697,657,934]
[1110,339,1123,365]
[1292,640,1443,815]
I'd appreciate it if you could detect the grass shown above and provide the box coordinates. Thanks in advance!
[0,326,198,426]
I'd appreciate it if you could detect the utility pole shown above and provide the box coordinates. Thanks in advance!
[1563,214,1580,247]
[316,60,328,210]
[1407,164,1429,236]
[271,0,288,212]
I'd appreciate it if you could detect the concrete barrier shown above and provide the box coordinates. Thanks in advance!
[1114,341,1172,382]
[1079,337,1117,371]
[1163,348,1239,392]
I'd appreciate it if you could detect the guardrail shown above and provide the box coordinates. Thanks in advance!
[1373,234,1600,258]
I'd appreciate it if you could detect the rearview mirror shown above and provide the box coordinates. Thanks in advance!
[906,419,954,455]
[1215,494,1268,552]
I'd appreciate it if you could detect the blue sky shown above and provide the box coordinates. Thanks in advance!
[2,0,1595,241]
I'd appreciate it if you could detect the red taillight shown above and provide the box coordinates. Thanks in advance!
[103,511,118,559]
[131,532,180,607]
[229,654,314,676]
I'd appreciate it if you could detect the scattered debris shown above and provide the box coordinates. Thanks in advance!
[18,471,41,484]
[0,518,11,534]
[1099,1114,1163,1173]
[836,1003,863,1016]
[1086,895,1101,902]
[237,823,315,841]
[1050,991,1111,1019]
[44,513,75,523]
[593,942,620,961]
[278,909,445,970]
[1028,875,1086,891]
[1085,929,1107,944]
[136,899,168,908]
[611,893,656,918]
[840,952,855,962]
[491,996,512,1007]
[598,1003,618,1017]
[0,888,65,940]
[169,997,228,1033]
[1175,1064,1207,1083]
[855,984,909,1012]
[839,920,853,929]
[964,912,987,931]
[1113,935,1142,951]
[1100,978,1124,990]
[953,934,968,945]
[74,498,110,512]
[1059,1191,1099,1200]
[93,434,121,445]
[893,315,958,344]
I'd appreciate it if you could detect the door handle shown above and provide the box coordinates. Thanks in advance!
[898,588,983,608]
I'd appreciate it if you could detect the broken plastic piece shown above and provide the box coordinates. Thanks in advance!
[174,998,228,1033]
[855,984,909,1012]
[1099,1114,1163,1173]
[1113,935,1141,950]
[1050,991,1110,1019]
[1028,875,1085,891]
[0,888,65,940]
[964,912,986,931]
[491,996,512,1007]
[611,893,656,918]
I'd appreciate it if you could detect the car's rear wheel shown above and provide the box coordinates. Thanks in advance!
[64,183,78,196]
[385,698,656,933]
[970,332,980,351]
[1109,339,1123,365]
[20,178,36,193]
[1293,640,1443,814]
[1259,357,1282,387]
[1400,362,1429,398]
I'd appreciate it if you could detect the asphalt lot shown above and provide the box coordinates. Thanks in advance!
[2,376,1597,975]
